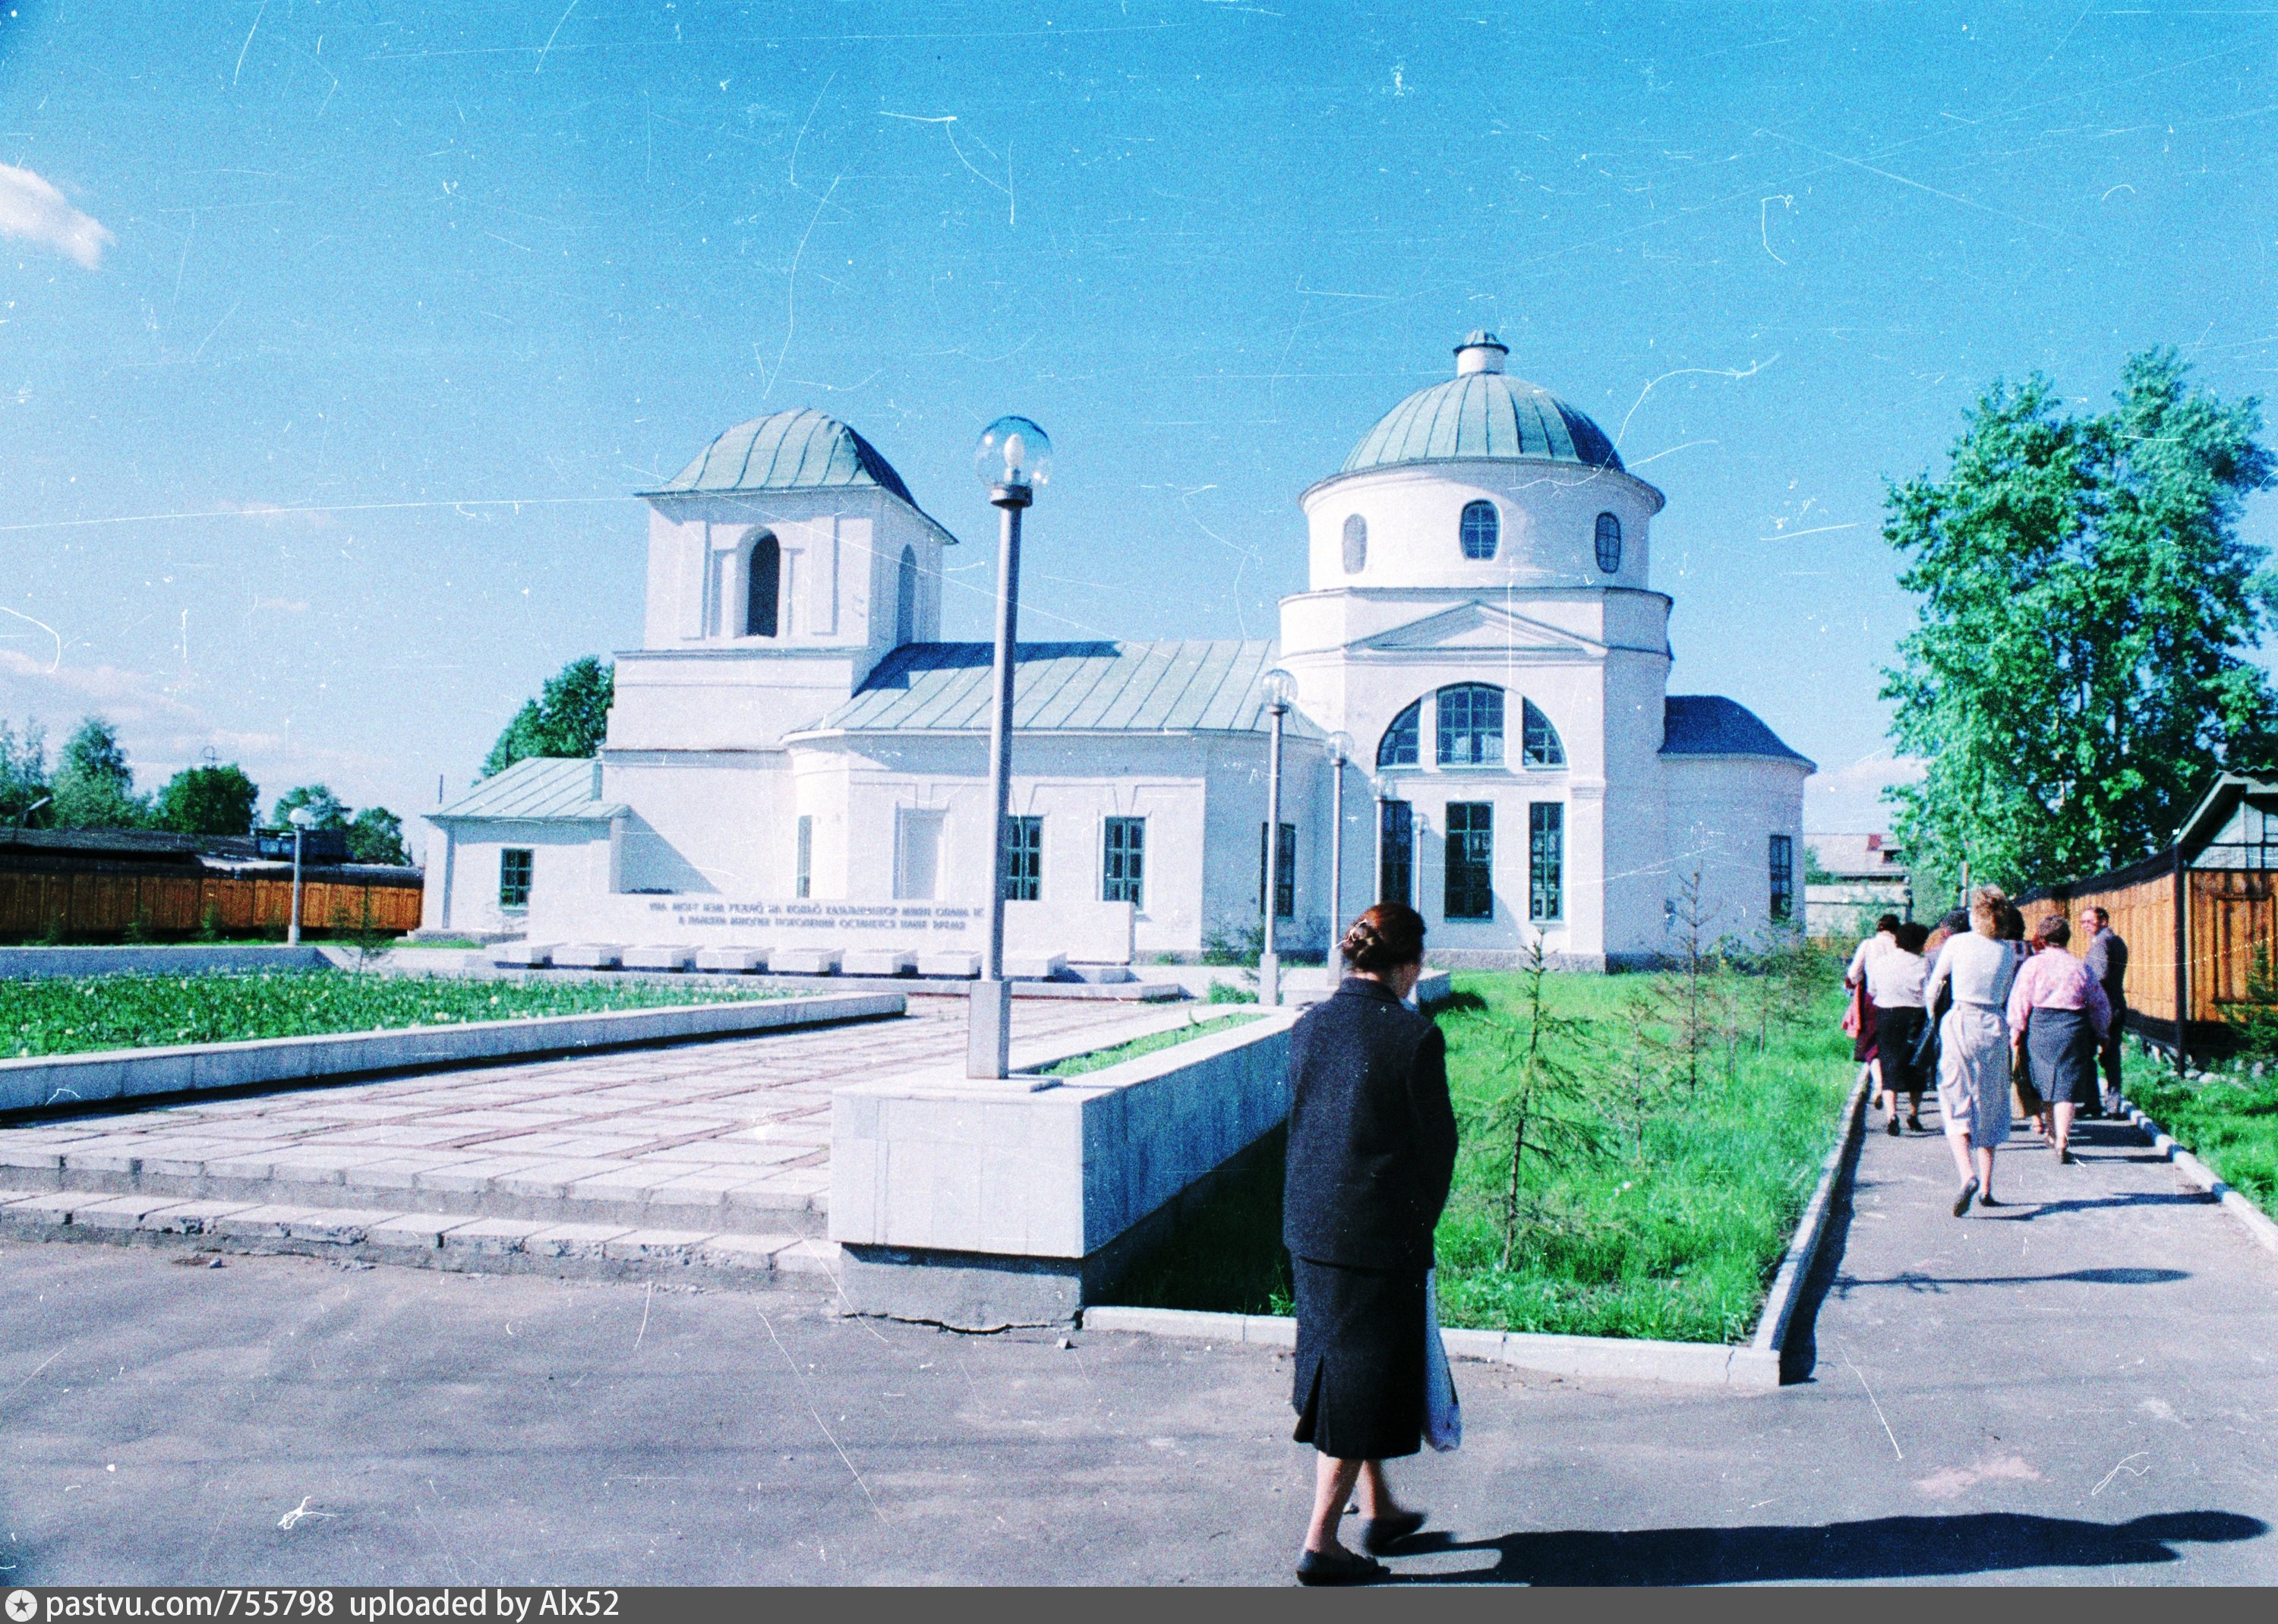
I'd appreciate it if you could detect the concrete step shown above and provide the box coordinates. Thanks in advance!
[0,1187,844,1291]
[0,1159,830,1238]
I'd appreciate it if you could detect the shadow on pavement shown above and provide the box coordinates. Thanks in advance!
[1986,1191,2216,1222]
[1839,1266,2188,1291]
[1390,1509,2269,1585]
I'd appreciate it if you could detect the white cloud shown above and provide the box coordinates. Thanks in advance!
[1805,749,1926,834]
[0,163,113,270]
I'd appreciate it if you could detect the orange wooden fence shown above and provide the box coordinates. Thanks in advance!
[0,870,424,941]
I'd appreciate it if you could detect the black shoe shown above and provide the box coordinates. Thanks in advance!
[1908,1117,1925,1133]
[1886,1117,1901,1137]
[1359,1509,1428,1554]
[1953,1176,1979,1217]
[1296,1547,1389,1586]
[2060,1150,2076,1165]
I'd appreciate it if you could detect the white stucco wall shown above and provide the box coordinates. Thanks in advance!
[430,820,618,936]
[1660,755,1813,951]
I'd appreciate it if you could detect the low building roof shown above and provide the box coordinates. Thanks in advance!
[642,408,917,504]
[1661,695,1815,768]
[432,757,626,822]
[803,639,1323,738]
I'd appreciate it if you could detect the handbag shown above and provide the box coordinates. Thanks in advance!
[2011,1030,2044,1118]
[1423,1267,1462,1453]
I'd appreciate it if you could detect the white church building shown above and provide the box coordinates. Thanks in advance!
[421,333,1812,971]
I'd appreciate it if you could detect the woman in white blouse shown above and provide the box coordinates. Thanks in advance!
[1921,888,2023,1215]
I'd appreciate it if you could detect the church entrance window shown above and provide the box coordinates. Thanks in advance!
[1444,803,1494,920]
[1521,699,1566,768]
[1377,700,1421,768]
[746,532,781,638]
[1595,512,1623,574]
[895,545,919,645]
[1460,500,1500,560]
[1437,683,1504,767]
[1258,821,1296,919]
[1342,513,1368,575]
[1103,816,1145,909]
[1529,803,1563,922]
[894,809,944,900]
[1002,815,1043,902]
[498,849,533,911]
[1378,799,1413,908]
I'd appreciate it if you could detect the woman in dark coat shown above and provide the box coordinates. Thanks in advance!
[1282,902,1458,1586]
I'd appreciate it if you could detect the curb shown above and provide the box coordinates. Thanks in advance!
[0,992,904,1118]
[2120,1095,2278,1259]
[1081,1070,1872,1392]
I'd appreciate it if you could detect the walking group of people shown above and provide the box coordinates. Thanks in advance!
[1844,889,2130,1216]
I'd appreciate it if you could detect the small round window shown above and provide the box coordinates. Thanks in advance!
[1342,513,1368,575]
[1594,512,1622,573]
[1460,500,1499,560]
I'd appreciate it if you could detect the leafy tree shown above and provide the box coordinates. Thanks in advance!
[1882,351,2277,894]
[50,717,150,829]
[345,806,410,866]
[156,765,260,837]
[483,656,614,777]
[270,784,349,831]
[0,720,50,826]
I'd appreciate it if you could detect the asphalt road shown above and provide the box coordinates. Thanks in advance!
[1,1108,2273,1585]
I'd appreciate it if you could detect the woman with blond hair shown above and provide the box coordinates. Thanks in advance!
[1922,887,2024,1214]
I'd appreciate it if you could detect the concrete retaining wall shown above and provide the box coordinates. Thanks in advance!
[830,1014,1297,1326]
[0,992,904,1115]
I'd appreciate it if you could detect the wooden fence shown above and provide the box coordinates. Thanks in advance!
[2018,849,2278,1059]
[0,870,425,942]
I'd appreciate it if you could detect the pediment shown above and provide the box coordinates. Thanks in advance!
[1349,601,1606,659]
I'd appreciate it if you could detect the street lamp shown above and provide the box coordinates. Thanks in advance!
[1371,771,1399,908]
[286,806,315,947]
[1324,730,1353,969]
[967,415,1053,1080]
[1257,667,1296,1008]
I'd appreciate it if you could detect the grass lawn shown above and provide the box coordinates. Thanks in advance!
[2128,1055,2278,1219]
[1111,966,1853,1345]
[1040,1011,1264,1077]
[2,971,772,1059]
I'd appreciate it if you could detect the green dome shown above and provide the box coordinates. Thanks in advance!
[1343,335,1623,475]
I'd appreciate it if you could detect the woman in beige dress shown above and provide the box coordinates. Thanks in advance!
[1921,888,2023,1215]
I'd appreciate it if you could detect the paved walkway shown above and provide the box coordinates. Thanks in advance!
[0,996,1188,1242]
[1,1077,2271,1584]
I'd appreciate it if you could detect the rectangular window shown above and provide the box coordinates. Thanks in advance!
[1769,832,1794,921]
[1378,799,1413,908]
[1529,803,1564,922]
[794,815,812,900]
[1436,685,1505,768]
[499,848,533,910]
[1002,815,1043,902]
[1444,803,1494,920]
[1257,821,1295,919]
[1103,816,1145,909]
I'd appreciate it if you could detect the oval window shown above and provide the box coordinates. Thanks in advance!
[1342,513,1368,575]
[1460,500,1499,561]
[1594,512,1622,574]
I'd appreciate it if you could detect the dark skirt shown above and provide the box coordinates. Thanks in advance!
[1875,1006,1927,1095]
[2025,1006,2094,1105]
[1291,1256,1427,1462]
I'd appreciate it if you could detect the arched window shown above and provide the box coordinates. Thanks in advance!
[1436,683,1504,766]
[746,532,781,638]
[1521,699,1565,768]
[1341,513,1368,575]
[1460,500,1499,561]
[1376,698,1420,768]
[1594,511,1622,573]
[894,545,919,645]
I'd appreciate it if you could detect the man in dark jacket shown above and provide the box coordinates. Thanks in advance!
[2081,907,2129,1116]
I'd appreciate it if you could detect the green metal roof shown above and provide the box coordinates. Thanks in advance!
[433,757,625,822]
[1343,371,1623,475]
[804,640,1321,737]
[645,408,917,505]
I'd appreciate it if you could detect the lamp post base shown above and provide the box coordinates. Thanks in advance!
[967,978,1013,1079]
[1258,951,1280,1008]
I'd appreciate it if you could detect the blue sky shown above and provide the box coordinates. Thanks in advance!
[3,1,2275,834]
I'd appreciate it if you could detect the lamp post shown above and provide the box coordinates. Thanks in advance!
[1324,730,1353,965]
[286,806,315,946]
[967,415,1053,1081]
[1371,771,1397,907]
[1257,668,1296,1008]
